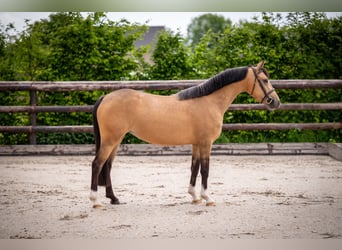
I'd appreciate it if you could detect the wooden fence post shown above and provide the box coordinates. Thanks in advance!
[29,90,37,145]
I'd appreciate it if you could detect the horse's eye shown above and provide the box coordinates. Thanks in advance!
[263,79,268,84]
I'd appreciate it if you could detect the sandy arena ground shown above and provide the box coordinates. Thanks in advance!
[0,154,341,239]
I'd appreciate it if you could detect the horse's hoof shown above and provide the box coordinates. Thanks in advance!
[192,199,202,204]
[111,199,120,205]
[206,202,216,207]
[93,204,104,209]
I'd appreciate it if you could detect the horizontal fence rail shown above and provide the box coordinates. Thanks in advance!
[1,79,342,92]
[1,103,342,113]
[1,123,341,134]
[1,80,342,145]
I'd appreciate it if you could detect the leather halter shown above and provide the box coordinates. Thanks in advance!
[251,67,275,104]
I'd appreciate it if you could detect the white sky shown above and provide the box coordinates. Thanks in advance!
[1,12,341,36]
[0,12,260,36]
[105,12,262,34]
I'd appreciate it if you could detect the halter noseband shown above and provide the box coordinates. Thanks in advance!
[251,67,275,105]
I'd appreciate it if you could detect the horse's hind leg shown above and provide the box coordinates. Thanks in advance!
[90,144,116,207]
[188,145,201,204]
[104,149,120,205]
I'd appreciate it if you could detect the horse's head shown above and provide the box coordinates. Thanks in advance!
[247,60,281,111]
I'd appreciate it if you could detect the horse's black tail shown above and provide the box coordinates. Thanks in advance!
[93,95,107,186]
[93,95,104,154]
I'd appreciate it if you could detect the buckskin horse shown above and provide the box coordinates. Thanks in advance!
[89,60,281,208]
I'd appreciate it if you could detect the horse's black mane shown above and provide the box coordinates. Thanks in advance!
[177,66,249,100]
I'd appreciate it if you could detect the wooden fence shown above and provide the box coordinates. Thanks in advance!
[0,79,342,145]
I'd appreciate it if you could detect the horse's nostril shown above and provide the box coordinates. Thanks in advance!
[266,97,273,105]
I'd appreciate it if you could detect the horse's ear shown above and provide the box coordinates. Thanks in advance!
[256,60,265,70]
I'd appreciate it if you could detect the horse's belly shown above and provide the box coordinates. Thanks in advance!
[130,119,194,145]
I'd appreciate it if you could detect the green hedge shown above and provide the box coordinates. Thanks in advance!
[0,12,341,145]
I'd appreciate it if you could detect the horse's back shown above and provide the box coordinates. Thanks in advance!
[96,89,196,145]
[96,88,222,145]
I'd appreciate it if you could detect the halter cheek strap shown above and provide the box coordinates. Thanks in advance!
[250,76,257,96]
[261,88,275,104]
[251,67,275,104]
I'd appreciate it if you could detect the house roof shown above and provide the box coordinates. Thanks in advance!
[135,26,165,48]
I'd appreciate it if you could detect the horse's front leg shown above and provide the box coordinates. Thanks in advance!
[199,144,215,206]
[200,157,215,206]
[188,145,201,204]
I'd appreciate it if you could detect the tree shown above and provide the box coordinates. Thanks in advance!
[0,12,150,144]
[190,12,341,143]
[283,12,342,79]
[1,12,341,144]
[187,13,232,47]
[0,22,17,80]
[44,12,148,81]
[0,24,4,56]
[149,30,193,80]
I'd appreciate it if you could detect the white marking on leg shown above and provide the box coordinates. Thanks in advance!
[200,185,215,205]
[188,185,201,203]
[89,190,97,201]
[89,190,103,208]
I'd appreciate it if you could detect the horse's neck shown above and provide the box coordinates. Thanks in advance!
[206,79,247,115]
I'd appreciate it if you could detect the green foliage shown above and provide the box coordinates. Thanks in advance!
[0,12,148,145]
[189,12,342,143]
[186,13,232,47]
[0,12,341,145]
[0,90,30,144]
[149,30,194,80]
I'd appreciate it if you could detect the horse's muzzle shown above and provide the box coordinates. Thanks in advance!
[265,97,281,110]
